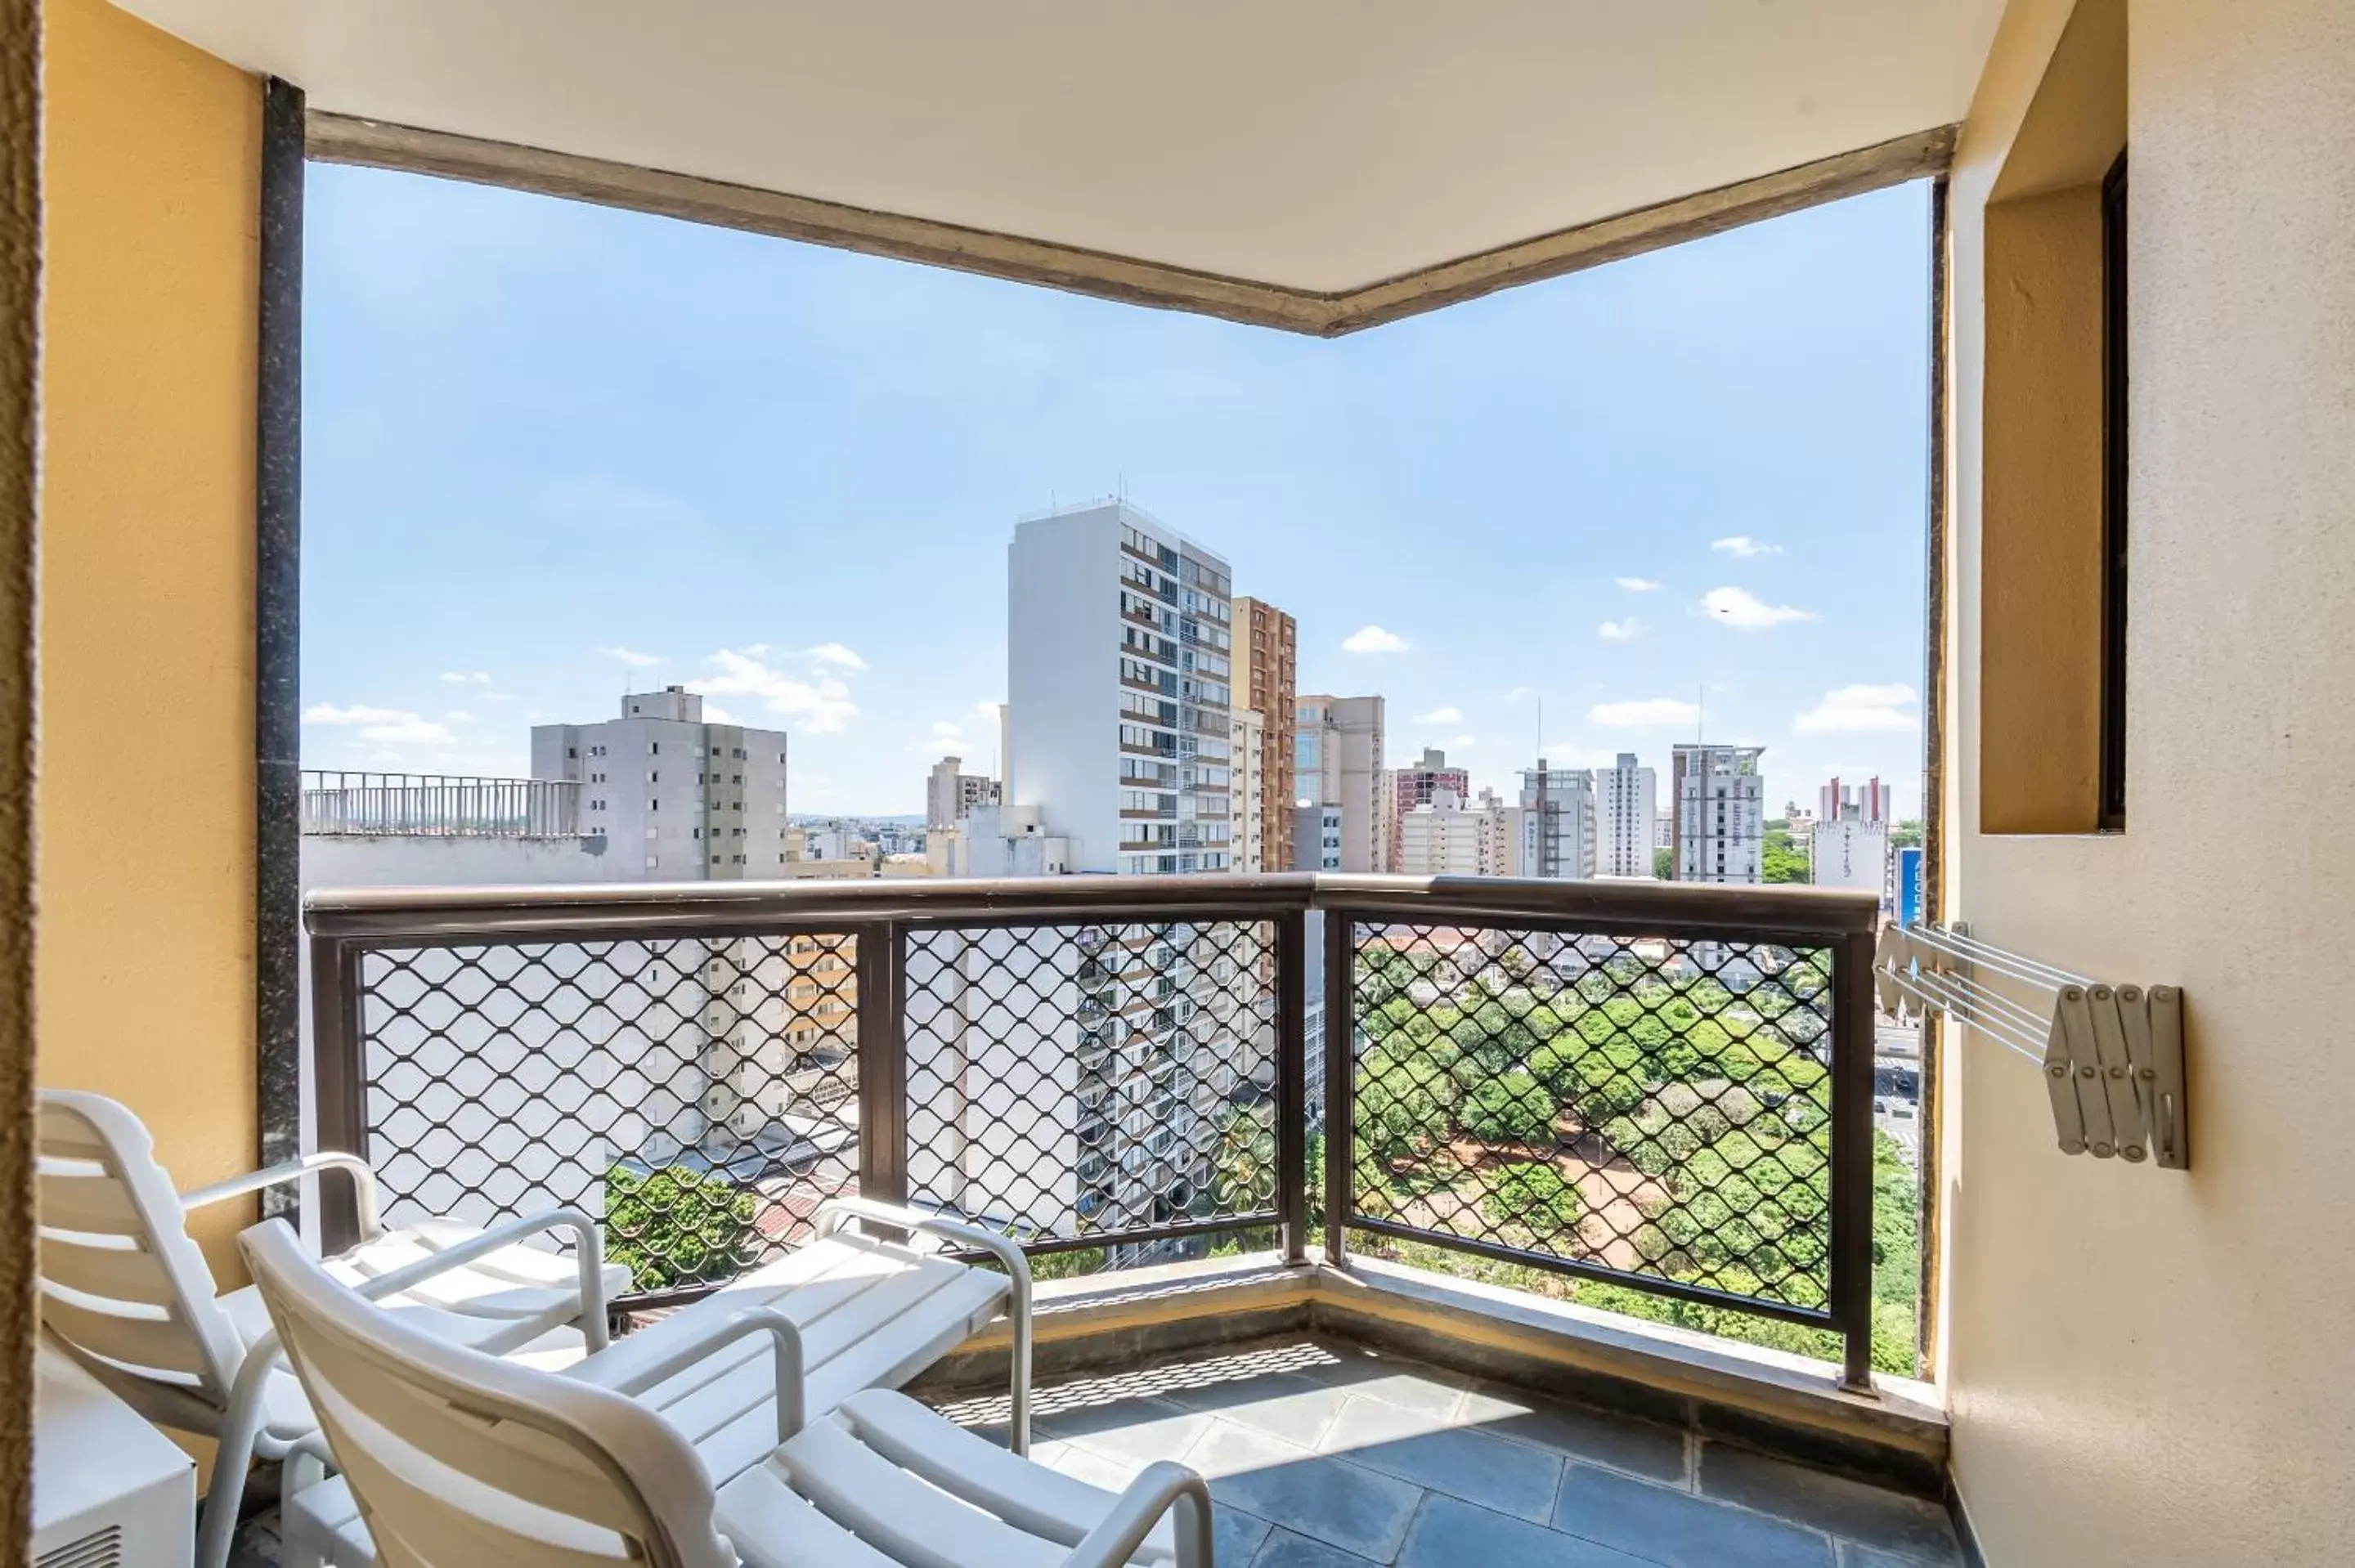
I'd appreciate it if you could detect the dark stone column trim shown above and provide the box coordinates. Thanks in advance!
[255,75,304,1203]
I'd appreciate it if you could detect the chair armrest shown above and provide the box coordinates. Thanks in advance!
[181,1151,384,1239]
[814,1195,1034,1453]
[1061,1460,1214,1568]
[576,1306,807,1444]
[352,1207,612,1353]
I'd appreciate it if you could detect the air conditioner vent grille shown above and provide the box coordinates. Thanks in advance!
[36,1524,122,1568]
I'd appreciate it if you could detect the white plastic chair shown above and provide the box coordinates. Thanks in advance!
[243,1218,1216,1568]
[34,1090,627,1563]
[570,1193,1039,1491]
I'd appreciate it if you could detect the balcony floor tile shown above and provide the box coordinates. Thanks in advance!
[932,1336,1954,1568]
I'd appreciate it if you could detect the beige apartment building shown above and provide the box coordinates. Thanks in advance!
[1294,693,1388,873]
[1231,595,1297,870]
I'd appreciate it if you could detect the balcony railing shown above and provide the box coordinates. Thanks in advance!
[307,873,1881,1383]
[301,770,584,839]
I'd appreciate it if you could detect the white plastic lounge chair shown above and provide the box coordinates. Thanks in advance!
[243,1217,1215,1568]
[34,1090,627,1561]
[566,1194,1038,1490]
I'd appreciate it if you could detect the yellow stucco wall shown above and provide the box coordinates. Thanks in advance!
[1945,0,2355,1558]
[38,0,261,1280]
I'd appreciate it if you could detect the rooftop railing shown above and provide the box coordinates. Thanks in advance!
[301,770,584,839]
[307,872,1883,1385]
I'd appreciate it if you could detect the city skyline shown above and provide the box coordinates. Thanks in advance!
[300,164,1932,819]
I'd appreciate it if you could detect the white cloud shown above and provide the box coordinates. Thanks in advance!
[1794,683,1921,733]
[1614,576,1663,593]
[1702,586,1817,629]
[439,671,491,685]
[482,692,516,702]
[1598,618,1644,642]
[442,711,473,724]
[701,701,739,724]
[302,703,455,746]
[1589,697,1702,728]
[1450,734,1477,749]
[931,720,965,739]
[1414,706,1465,725]
[1711,535,1782,558]
[1502,686,1537,701]
[600,646,662,667]
[1342,625,1409,654]
[974,700,1003,719]
[805,643,868,671]
[693,647,859,733]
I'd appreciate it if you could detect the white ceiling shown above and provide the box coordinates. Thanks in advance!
[115,0,2004,294]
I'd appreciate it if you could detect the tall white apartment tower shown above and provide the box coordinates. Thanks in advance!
[1295,695,1388,872]
[1506,762,1596,879]
[532,686,790,880]
[922,502,1238,1258]
[1595,752,1659,878]
[1007,501,1235,874]
[1672,743,1767,884]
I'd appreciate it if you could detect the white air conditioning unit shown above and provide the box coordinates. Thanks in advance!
[34,1338,194,1568]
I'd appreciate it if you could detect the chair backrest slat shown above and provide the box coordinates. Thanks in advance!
[38,1230,181,1306]
[34,1092,246,1409]
[243,1221,738,1568]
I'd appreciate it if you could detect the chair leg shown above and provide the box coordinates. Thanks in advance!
[194,1350,278,1568]
[1009,1302,1033,1456]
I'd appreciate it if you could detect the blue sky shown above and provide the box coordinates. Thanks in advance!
[303,166,1931,819]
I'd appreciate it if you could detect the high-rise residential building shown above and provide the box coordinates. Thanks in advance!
[1811,818,1889,894]
[926,755,1001,834]
[1231,708,1267,872]
[532,685,790,880]
[1295,694,1388,872]
[1656,808,1675,851]
[1595,752,1659,878]
[1293,804,1343,870]
[1820,776,1893,826]
[1388,747,1471,870]
[1007,501,1234,875]
[944,501,1240,1258]
[1396,787,1500,877]
[1231,597,1297,871]
[1673,743,1767,885]
[1504,762,1595,879]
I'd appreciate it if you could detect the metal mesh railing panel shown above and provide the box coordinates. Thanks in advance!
[353,932,860,1297]
[1343,923,1837,1314]
[902,919,1280,1264]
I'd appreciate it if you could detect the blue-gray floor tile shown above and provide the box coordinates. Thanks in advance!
[1456,1381,1691,1485]
[1285,1342,1467,1418]
[1167,1371,1357,1448]
[1841,1543,1964,1568]
[1037,1396,1214,1469]
[1324,1396,1566,1521]
[1698,1445,1959,1562]
[1206,1440,1425,1561]
[1555,1463,1835,1568]
[1250,1527,1385,1568]
[1397,1495,1660,1568]
[1216,1507,1276,1564]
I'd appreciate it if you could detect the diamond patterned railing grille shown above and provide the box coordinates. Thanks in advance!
[901,918,1281,1268]
[348,931,861,1301]
[1336,921,1840,1319]
[312,879,1874,1375]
